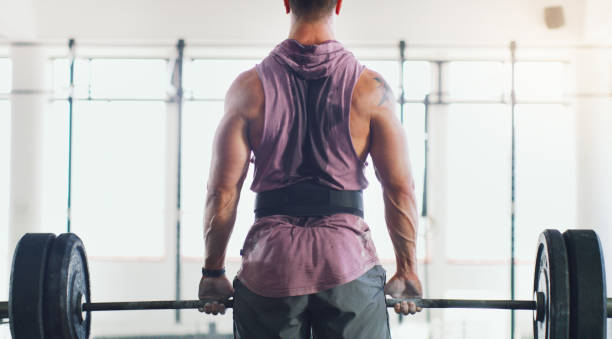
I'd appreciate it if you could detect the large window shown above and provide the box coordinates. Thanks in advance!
[515,104,577,260]
[0,101,9,231]
[440,60,574,339]
[445,104,511,261]
[42,100,70,236]
[0,58,11,332]
[70,101,166,257]
[49,59,168,257]
[403,60,432,224]
[183,59,258,100]
[0,58,10,93]
[448,61,509,101]
[514,62,575,261]
[53,58,167,99]
[515,62,566,101]
[0,58,11,247]
[443,60,574,263]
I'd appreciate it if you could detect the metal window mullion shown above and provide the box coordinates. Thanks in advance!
[173,39,186,324]
[66,39,76,233]
[398,41,407,124]
[509,40,518,339]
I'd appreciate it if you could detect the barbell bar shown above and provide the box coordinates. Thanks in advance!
[1,229,609,339]
[0,297,605,316]
[0,296,548,317]
[0,295,604,317]
[84,297,540,312]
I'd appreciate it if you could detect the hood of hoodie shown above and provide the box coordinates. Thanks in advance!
[271,39,350,80]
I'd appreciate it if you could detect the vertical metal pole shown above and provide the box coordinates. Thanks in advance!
[66,39,76,233]
[509,40,517,339]
[422,93,431,326]
[436,61,444,105]
[422,94,430,218]
[399,40,406,124]
[174,39,186,323]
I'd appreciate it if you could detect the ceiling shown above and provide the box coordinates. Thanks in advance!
[0,0,605,45]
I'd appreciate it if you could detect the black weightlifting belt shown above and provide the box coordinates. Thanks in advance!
[255,181,364,219]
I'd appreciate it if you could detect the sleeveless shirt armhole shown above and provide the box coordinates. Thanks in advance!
[345,65,368,167]
[252,64,268,160]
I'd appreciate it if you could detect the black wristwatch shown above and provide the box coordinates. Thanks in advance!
[202,267,226,278]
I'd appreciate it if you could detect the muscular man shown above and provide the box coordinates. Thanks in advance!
[198,0,422,337]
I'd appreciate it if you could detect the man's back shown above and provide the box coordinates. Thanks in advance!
[233,39,379,297]
[198,2,422,337]
[238,57,402,179]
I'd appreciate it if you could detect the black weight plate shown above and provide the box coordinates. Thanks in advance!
[533,229,570,339]
[45,233,91,339]
[563,230,607,339]
[9,233,57,339]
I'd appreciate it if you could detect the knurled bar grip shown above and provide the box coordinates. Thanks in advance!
[81,298,537,312]
[608,298,612,318]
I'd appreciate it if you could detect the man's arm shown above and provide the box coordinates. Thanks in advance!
[368,75,419,277]
[203,70,255,270]
[356,70,421,315]
[198,70,260,316]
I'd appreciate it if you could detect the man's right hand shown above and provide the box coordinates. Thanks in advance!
[198,275,234,315]
[384,271,423,315]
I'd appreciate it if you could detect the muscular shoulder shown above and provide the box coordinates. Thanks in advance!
[225,68,264,120]
[352,68,396,120]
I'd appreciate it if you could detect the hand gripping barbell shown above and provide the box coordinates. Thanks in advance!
[0,229,610,339]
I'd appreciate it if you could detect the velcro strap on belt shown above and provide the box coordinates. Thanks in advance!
[255,181,364,218]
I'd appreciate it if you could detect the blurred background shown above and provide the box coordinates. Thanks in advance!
[0,0,611,338]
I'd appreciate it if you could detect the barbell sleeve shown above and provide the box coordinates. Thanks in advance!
[82,298,537,313]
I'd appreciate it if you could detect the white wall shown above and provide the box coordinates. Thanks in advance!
[0,0,37,40]
[583,0,612,44]
[0,0,589,45]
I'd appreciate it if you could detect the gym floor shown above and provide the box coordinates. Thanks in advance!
[1,1,611,339]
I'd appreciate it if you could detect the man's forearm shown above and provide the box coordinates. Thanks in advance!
[383,186,419,275]
[203,189,239,270]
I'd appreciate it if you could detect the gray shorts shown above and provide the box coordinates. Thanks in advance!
[233,265,391,339]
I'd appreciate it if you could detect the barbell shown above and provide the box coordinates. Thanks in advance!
[0,229,609,339]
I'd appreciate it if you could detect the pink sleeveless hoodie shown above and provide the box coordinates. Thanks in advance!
[237,39,380,297]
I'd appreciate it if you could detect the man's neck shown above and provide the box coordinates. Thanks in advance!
[288,15,336,45]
